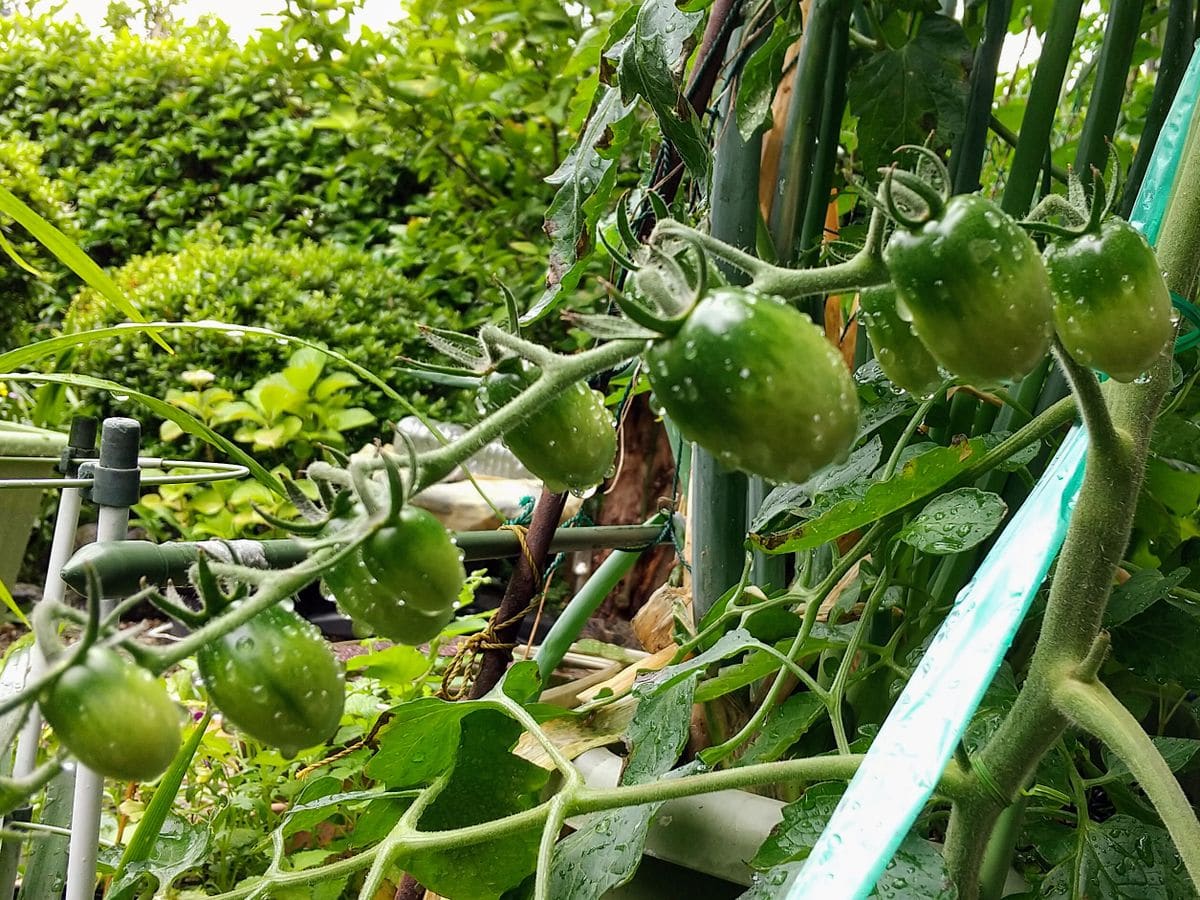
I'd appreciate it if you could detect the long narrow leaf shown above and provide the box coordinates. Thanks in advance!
[0,185,169,351]
[107,709,213,900]
[0,579,30,628]
[0,322,422,417]
[0,372,281,492]
[0,228,44,277]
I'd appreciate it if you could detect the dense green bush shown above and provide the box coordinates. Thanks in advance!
[0,13,415,264]
[65,234,466,434]
[0,1,612,345]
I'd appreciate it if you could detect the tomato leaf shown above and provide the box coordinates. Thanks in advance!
[527,85,636,324]
[1037,816,1198,899]
[750,438,990,554]
[402,711,550,900]
[1113,601,1200,691]
[739,693,827,766]
[897,488,1008,555]
[1104,566,1190,627]
[749,783,956,897]
[550,675,699,899]
[846,14,971,175]
[613,0,707,179]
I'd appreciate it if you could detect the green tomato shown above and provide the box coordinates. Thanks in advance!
[324,506,464,645]
[884,194,1055,385]
[645,287,859,484]
[40,647,181,782]
[197,605,345,758]
[1043,217,1174,382]
[480,370,616,494]
[858,284,943,397]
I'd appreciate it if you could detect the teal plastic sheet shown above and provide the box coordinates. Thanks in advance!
[785,49,1200,900]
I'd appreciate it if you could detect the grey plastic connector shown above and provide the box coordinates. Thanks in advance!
[90,417,142,508]
[57,416,98,476]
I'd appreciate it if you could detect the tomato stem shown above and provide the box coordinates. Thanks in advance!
[652,207,890,301]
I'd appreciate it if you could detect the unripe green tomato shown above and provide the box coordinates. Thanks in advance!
[645,287,859,484]
[1043,218,1175,382]
[858,285,943,397]
[883,194,1055,385]
[480,371,617,494]
[40,647,181,781]
[197,605,345,758]
[323,507,464,645]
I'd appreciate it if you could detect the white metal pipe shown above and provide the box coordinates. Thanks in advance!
[62,501,127,900]
[11,486,84,779]
[0,484,86,900]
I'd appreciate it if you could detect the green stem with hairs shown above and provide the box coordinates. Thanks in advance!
[943,105,1200,893]
[200,752,970,900]
[653,208,889,302]
[1054,675,1200,886]
[943,345,1168,898]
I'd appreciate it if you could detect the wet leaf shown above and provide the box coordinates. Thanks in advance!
[847,15,971,174]
[897,488,1007,555]
[549,677,699,899]
[403,711,550,900]
[1037,816,1197,898]
[751,439,991,554]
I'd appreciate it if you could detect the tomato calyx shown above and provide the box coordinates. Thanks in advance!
[1021,154,1123,243]
[877,144,951,230]
[615,232,712,338]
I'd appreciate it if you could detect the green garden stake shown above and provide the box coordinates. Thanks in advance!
[785,49,1200,900]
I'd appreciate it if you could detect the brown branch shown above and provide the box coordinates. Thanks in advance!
[469,488,568,698]
[636,0,743,238]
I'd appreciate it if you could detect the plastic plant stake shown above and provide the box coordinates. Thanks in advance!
[64,418,141,900]
[785,51,1200,900]
[0,419,96,900]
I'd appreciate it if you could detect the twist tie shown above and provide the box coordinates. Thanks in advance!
[498,523,542,590]
[969,753,1010,807]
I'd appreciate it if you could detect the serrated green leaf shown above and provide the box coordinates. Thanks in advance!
[846,15,971,174]
[1113,601,1200,691]
[366,699,475,787]
[897,488,1007,555]
[751,782,844,870]
[739,693,827,766]
[1105,567,1189,627]
[749,783,956,898]
[615,0,707,179]
[550,676,699,899]
[1037,816,1197,899]
[751,438,990,554]
[527,86,636,324]
[751,437,884,533]
[104,813,210,899]
[402,711,550,900]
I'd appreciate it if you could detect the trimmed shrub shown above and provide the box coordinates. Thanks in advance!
[65,234,466,437]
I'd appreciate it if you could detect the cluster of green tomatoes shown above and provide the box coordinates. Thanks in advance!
[33,152,1174,785]
[35,386,621,781]
[642,152,1174,486]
